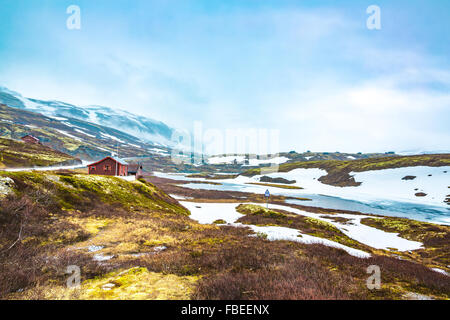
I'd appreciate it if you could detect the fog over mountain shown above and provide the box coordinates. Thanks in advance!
[0,86,174,146]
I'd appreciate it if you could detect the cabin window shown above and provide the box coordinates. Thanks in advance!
[105,165,110,171]
[91,166,96,171]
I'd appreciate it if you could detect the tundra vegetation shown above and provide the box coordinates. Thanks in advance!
[0,137,77,168]
[0,170,449,300]
[242,154,450,187]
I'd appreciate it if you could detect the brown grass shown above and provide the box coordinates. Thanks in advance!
[2,171,449,300]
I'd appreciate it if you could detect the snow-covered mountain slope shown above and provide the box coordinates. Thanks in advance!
[0,103,171,160]
[0,86,174,146]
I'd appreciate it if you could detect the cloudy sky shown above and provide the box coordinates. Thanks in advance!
[0,0,449,153]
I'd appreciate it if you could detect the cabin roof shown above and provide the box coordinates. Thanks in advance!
[128,164,142,172]
[88,156,129,166]
[21,134,40,141]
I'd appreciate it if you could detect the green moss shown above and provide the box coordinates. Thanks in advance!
[59,174,188,215]
[2,170,46,185]
[361,217,449,244]
[361,217,450,268]
[255,232,268,239]
[236,204,287,219]
[1,171,189,216]
[78,267,199,300]
[304,217,341,233]
[0,137,75,168]
[193,237,225,246]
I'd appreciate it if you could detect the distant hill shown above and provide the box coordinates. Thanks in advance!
[280,150,397,162]
[242,154,450,187]
[0,137,78,168]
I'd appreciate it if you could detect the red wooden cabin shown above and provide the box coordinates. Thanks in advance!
[87,157,128,176]
[128,163,143,179]
[21,134,41,145]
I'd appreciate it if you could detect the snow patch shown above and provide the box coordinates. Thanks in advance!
[74,128,96,138]
[242,224,370,258]
[180,202,244,224]
[88,245,104,252]
[261,203,424,251]
[100,132,125,144]
[431,268,449,276]
[181,201,370,258]
[93,254,114,262]
[54,129,83,142]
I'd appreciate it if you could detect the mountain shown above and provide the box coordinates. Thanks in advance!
[0,86,174,146]
[0,103,171,161]
[397,149,450,156]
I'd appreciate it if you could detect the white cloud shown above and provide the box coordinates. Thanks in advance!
[0,4,448,153]
[277,66,450,152]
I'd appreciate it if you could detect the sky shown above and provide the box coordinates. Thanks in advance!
[0,0,449,154]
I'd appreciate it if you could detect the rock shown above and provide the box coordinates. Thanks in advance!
[402,175,416,181]
[415,192,427,197]
[0,177,14,196]
[154,246,167,253]
[102,283,116,291]
[88,245,104,252]
[131,252,154,258]
[259,176,296,184]
[403,292,433,300]
[93,254,114,261]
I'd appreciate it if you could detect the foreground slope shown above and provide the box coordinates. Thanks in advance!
[0,170,448,300]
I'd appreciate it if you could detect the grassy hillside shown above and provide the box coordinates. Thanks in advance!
[0,170,192,299]
[242,154,450,186]
[0,170,449,300]
[0,137,78,168]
